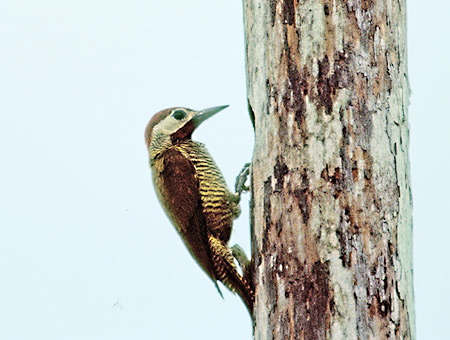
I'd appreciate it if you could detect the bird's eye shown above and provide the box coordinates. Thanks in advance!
[173,110,186,120]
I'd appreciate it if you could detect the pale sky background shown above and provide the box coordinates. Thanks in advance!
[0,1,448,340]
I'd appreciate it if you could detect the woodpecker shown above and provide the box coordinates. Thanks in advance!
[145,105,254,312]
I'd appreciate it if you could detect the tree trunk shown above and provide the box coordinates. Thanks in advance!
[244,1,414,339]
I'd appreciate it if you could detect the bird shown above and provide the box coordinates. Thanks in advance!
[145,105,254,313]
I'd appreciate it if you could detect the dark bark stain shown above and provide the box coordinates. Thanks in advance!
[281,0,296,25]
[332,50,353,92]
[294,65,309,132]
[274,155,289,192]
[247,99,255,130]
[336,207,353,268]
[316,51,352,116]
[276,13,309,136]
[329,295,335,315]
[293,171,310,225]
[277,114,291,147]
[282,44,307,126]
[368,254,393,319]
[339,118,354,192]
[269,0,277,26]
[292,261,331,340]
[332,167,343,199]
[262,178,273,253]
[321,165,346,200]
[275,220,283,237]
[269,245,332,340]
[317,55,333,115]
[352,160,359,182]
[362,150,382,211]
[324,2,330,16]
[361,0,375,11]
[280,310,292,340]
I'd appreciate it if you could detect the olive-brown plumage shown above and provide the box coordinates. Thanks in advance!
[145,106,254,312]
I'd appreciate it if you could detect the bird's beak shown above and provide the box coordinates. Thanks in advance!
[192,105,229,128]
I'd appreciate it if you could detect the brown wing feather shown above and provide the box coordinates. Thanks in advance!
[160,147,217,279]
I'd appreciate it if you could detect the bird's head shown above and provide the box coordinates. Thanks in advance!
[145,105,228,157]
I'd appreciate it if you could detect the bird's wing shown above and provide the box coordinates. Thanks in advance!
[160,147,217,280]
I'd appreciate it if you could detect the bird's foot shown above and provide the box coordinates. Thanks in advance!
[234,162,251,196]
[231,244,250,274]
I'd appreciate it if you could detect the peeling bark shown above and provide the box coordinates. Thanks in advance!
[244,0,414,339]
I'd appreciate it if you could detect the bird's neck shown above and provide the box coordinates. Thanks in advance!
[150,135,200,162]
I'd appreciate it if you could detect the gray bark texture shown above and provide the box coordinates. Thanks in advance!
[243,1,414,339]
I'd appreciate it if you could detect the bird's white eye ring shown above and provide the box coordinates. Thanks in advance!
[173,110,186,120]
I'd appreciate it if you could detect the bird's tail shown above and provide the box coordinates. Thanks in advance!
[208,235,254,314]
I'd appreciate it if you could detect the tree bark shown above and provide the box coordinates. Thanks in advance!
[244,1,414,339]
